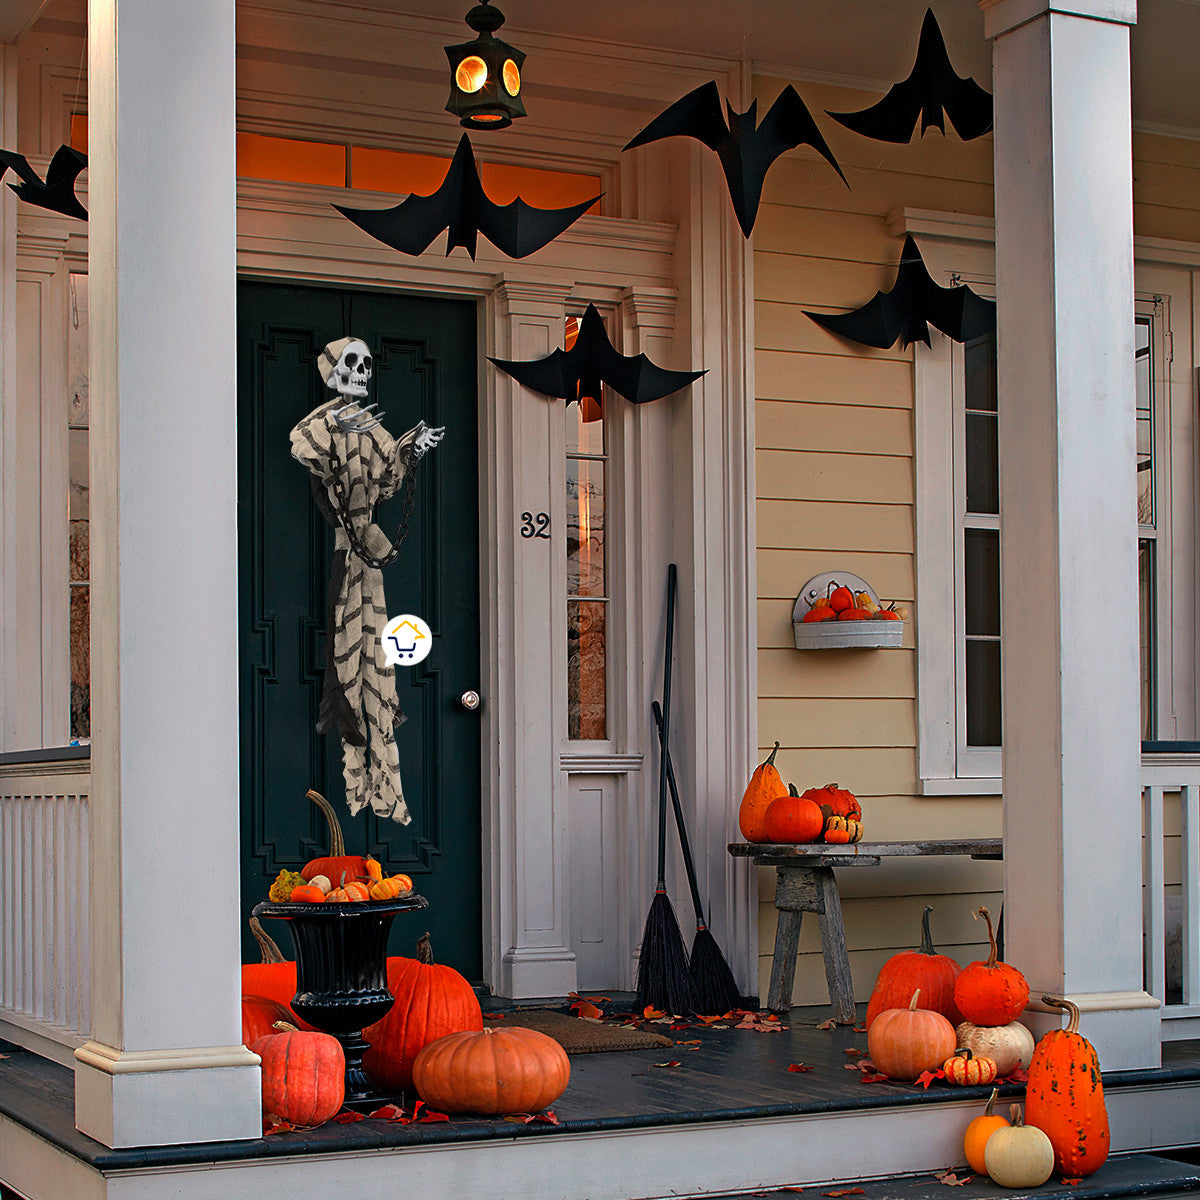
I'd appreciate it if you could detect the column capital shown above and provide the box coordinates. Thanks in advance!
[980,0,1136,40]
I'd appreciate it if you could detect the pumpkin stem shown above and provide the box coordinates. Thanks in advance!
[271,1020,299,1033]
[249,916,286,964]
[765,741,781,767]
[1041,994,1081,1036]
[976,906,999,969]
[306,788,345,857]
[788,782,799,797]
[909,988,922,1011]
[983,1086,999,1117]
[1009,1104,1024,1127]
[417,932,434,964]
[918,905,936,955]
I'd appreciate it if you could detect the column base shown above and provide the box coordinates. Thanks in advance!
[1024,991,1162,1071]
[75,1041,262,1148]
[500,946,578,999]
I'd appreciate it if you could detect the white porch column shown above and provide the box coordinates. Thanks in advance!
[76,0,261,1146]
[484,275,579,998]
[0,42,17,749]
[982,0,1160,1068]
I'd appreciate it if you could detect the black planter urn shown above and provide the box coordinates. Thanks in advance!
[252,894,428,1105]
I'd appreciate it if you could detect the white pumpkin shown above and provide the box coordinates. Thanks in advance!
[954,1019,1035,1077]
[985,1105,1055,1188]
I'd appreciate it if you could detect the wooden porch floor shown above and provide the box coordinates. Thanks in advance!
[1,1000,1199,1200]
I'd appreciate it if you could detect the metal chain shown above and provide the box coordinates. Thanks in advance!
[324,432,418,570]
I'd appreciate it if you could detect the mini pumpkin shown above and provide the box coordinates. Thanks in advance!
[823,814,863,843]
[953,907,1029,1027]
[984,1104,1055,1189]
[412,1026,570,1115]
[369,874,413,901]
[865,905,961,1030]
[1024,995,1110,1177]
[738,742,791,843]
[866,988,957,1082]
[289,884,326,904]
[964,1087,1010,1175]
[954,1019,1035,1078]
[252,1021,345,1126]
[800,782,863,842]
[942,1047,998,1086]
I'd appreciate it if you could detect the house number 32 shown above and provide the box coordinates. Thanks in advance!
[520,511,551,539]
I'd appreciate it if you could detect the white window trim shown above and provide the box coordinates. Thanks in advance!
[907,208,1200,793]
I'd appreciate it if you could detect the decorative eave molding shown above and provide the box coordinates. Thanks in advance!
[889,207,1200,267]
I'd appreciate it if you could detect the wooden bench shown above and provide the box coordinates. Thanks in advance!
[728,839,1003,1021]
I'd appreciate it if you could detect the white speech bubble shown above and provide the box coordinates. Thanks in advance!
[382,614,433,666]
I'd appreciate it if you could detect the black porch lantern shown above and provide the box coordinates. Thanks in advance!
[444,3,527,131]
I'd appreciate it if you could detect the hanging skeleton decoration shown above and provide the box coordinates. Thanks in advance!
[290,336,445,824]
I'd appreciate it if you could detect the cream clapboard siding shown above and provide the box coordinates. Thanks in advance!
[750,73,1200,1005]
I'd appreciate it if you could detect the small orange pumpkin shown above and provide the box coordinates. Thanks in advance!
[964,1087,1010,1174]
[802,606,838,623]
[412,1026,570,1115]
[1024,995,1110,1177]
[954,907,1029,1027]
[942,1047,998,1086]
[289,884,326,904]
[369,874,413,901]
[866,988,957,1082]
[822,814,863,843]
[763,784,825,844]
[738,742,790,842]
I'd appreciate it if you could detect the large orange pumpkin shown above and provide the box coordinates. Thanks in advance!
[413,1026,570,1115]
[1024,995,1110,1177]
[252,1022,345,1126]
[763,784,825,844]
[954,907,1029,1027]
[738,742,790,842]
[363,932,483,1092]
[241,917,317,1031]
[866,989,957,1082]
[864,905,962,1030]
[241,995,293,1049]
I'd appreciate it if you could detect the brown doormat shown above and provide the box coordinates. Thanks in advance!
[484,1010,675,1054]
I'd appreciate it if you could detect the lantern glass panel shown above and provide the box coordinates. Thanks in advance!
[502,59,521,96]
[456,55,488,93]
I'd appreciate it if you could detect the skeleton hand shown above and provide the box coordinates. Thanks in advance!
[412,422,446,460]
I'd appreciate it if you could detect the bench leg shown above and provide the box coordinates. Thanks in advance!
[814,867,856,1024]
[766,907,804,1013]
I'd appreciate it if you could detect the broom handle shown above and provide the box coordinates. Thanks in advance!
[652,700,707,929]
[656,564,677,889]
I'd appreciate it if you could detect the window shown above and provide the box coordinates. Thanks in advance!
[565,315,607,740]
[917,265,1196,791]
[68,273,90,742]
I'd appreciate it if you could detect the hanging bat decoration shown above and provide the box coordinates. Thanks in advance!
[489,303,705,405]
[623,81,846,238]
[804,234,995,350]
[827,8,992,143]
[0,144,88,220]
[335,133,599,261]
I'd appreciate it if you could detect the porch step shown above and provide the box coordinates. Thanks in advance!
[691,1153,1200,1200]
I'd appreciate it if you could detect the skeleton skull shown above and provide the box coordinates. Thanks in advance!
[326,339,373,399]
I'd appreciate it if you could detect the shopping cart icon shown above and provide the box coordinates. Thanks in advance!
[381,614,433,666]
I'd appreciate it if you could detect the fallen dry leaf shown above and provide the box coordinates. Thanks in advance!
[367,1103,406,1120]
[787,1063,814,1073]
[1004,1066,1029,1083]
[676,1039,702,1047]
[821,1188,865,1196]
[571,1000,604,1020]
[643,1006,666,1020]
[482,1011,506,1019]
[859,1072,889,1083]
[817,1018,837,1030]
[935,1172,972,1186]
[334,1109,366,1123]
[1061,1179,1082,1187]
[844,1063,862,1071]
[783,1187,805,1193]
[844,1048,863,1058]
[915,1069,945,1089]
[262,1114,295,1135]
[652,1060,681,1068]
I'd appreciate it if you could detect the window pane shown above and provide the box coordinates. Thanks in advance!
[68,272,90,743]
[567,455,605,598]
[566,390,604,455]
[568,600,606,740]
[1139,537,1156,740]
[1136,316,1154,527]
[965,412,999,515]
[965,638,1002,746]
[964,529,1000,637]
[964,333,997,413]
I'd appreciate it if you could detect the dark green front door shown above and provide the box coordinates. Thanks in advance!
[238,281,482,979]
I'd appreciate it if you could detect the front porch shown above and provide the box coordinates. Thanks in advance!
[2,1002,1199,1200]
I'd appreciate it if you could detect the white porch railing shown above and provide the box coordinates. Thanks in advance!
[0,760,90,1066]
[1142,749,1200,1040]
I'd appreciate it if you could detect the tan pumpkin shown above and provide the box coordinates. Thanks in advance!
[954,1019,1035,1078]
[738,742,790,842]
[412,1026,570,1115]
[866,989,957,1082]
[984,1104,1055,1189]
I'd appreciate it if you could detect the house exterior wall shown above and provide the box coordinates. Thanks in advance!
[751,70,1200,1004]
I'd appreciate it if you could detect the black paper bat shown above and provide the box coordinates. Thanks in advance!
[335,133,599,261]
[804,235,995,349]
[827,8,992,143]
[489,303,705,405]
[623,81,846,238]
[0,144,88,220]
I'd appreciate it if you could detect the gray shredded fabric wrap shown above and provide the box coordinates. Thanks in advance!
[290,399,421,825]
